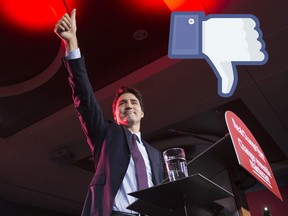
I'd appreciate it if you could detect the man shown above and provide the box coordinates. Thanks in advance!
[54,9,165,216]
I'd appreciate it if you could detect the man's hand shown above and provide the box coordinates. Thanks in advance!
[54,8,78,51]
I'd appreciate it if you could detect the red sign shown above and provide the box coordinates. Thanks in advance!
[225,111,283,201]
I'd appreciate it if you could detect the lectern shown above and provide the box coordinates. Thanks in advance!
[128,173,233,215]
[128,135,246,216]
[128,109,284,215]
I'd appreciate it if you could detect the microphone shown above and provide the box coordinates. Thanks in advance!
[168,129,218,143]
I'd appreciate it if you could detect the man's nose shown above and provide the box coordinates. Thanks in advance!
[125,101,133,109]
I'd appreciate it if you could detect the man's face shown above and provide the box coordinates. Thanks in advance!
[114,93,144,127]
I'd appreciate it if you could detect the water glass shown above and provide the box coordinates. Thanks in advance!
[163,147,188,181]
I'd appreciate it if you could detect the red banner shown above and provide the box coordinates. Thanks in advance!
[225,111,282,201]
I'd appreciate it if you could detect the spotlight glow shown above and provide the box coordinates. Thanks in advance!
[163,0,230,14]
[0,0,79,31]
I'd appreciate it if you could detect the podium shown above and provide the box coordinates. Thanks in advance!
[128,135,248,216]
[128,173,233,215]
[127,109,284,215]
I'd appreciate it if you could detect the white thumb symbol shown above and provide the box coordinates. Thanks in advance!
[202,16,268,97]
[208,59,237,96]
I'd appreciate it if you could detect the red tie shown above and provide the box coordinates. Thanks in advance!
[131,134,149,190]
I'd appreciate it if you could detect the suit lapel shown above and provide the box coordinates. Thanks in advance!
[142,140,161,185]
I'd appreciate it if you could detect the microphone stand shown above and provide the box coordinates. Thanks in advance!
[168,129,219,143]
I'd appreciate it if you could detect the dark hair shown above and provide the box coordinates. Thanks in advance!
[112,86,144,114]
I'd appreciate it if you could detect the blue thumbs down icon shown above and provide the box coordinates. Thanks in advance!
[168,12,268,97]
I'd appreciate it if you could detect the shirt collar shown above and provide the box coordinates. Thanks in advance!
[132,132,142,143]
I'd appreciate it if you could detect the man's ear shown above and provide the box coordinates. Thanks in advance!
[141,111,144,118]
[113,113,117,122]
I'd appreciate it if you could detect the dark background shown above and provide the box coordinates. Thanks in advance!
[0,0,287,215]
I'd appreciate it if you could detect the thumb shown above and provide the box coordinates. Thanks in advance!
[208,59,238,97]
[71,8,76,21]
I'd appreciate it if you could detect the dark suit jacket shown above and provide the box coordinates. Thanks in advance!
[63,57,165,216]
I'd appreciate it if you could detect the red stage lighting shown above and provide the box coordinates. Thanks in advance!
[163,0,229,14]
[0,0,79,31]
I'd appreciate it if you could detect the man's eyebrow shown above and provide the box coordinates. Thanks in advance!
[118,98,138,104]
[118,99,127,103]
